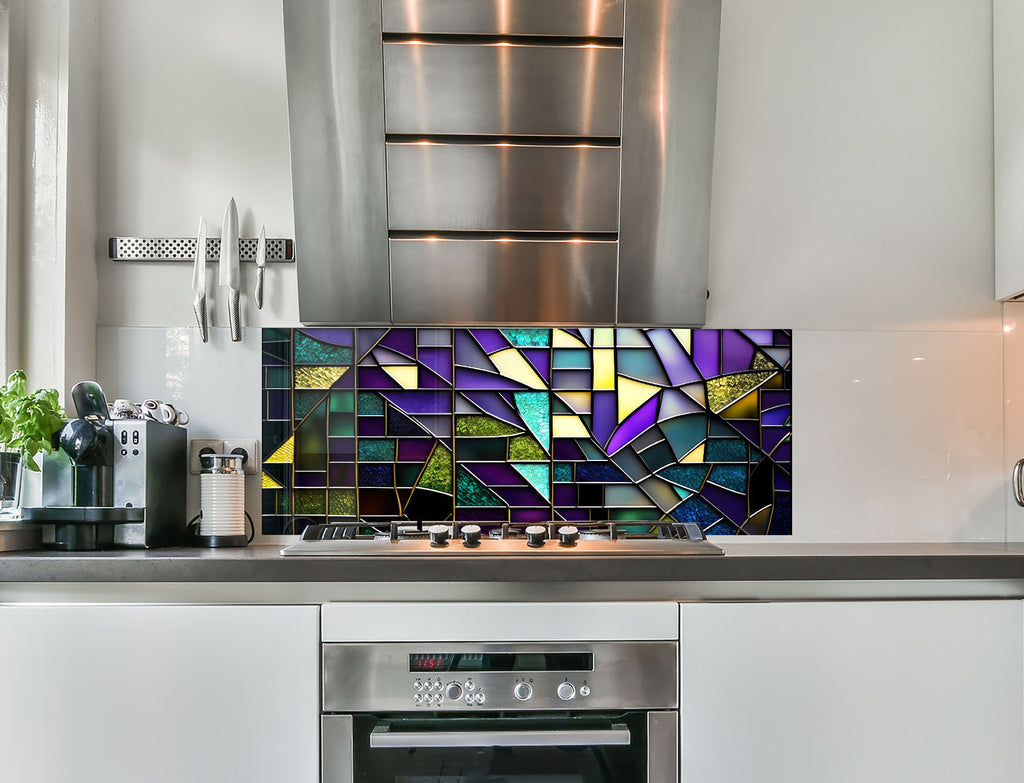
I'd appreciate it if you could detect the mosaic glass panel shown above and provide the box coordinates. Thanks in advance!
[262,328,793,535]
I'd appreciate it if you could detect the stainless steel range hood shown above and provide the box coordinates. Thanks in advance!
[283,0,721,326]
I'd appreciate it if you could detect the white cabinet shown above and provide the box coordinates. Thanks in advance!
[0,604,319,783]
[996,0,1024,299]
[680,601,1023,783]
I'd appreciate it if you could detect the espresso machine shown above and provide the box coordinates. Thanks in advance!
[22,381,187,550]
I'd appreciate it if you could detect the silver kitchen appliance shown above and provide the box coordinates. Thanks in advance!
[321,602,679,783]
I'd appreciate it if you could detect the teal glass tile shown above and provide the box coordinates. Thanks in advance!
[328,414,354,437]
[552,349,592,369]
[265,366,291,388]
[708,464,748,493]
[358,438,396,461]
[553,463,573,482]
[329,391,354,413]
[456,466,504,506]
[513,392,550,451]
[294,331,353,365]
[705,438,748,462]
[358,391,384,415]
[501,328,550,347]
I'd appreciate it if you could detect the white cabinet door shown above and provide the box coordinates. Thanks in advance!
[0,604,319,783]
[680,601,1023,783]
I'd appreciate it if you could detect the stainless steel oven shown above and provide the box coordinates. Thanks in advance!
[321,641,678,783]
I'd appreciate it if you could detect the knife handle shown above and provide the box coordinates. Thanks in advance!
[255,267,265,310]
[228,289,241,342]
[193,294,209,343]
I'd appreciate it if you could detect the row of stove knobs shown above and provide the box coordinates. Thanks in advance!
[414,678,590,704]
[428,524,581,548]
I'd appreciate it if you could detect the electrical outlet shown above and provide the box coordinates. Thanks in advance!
[189,439,224,474]
[223,438,260,475]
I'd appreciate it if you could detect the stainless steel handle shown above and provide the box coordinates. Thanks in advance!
[369,723,631,749]
[254,266,265,310]
[228,289,241,342]
[192,294,208,342]
[1014,458,1024,507]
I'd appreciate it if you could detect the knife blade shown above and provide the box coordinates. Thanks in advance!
[219,197,241,342]
[191,217,209,342]
[254,224,266,310]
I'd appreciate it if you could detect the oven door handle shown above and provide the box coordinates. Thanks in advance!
[369,723,632,748]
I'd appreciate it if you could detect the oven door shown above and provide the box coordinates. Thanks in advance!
[323,711,677,783]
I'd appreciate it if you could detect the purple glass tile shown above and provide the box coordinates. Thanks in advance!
[328,463,356,486]
[772,441,791,463]
[419,347,453,382]
[455,367,530,390]
[265,389,290,420]
[554,484,577,505]
[774,470,791,492]
[741,329,774,346]
[607,396,658,455]
[701,484,747,525]
[727,420,761,447]
[763,407,790,426]
[328,438,355,462]
[494,486,544,506]
[378,328,416,358]
[762,427,789,456]
[299,328,353,347]
[455,507,507,522]
[646,329,701,386]
[510,507,550,523]
[522,349,551,383]
[455,331,497,371]
[459,391,523,427]
[658,388,703,422]
[691,330,720,379]
[381,390,452,415]
[357,417,386,437]
[398,439,435,462]
[418,369,451,390]
[357,366,399,389]
[412,414,453,438]
[761,390,791,409]
[591,391,618,448]
[463,463,522,485]
[551,369,593,390]
[553,439,586,461]
[371,347,411,366]
[555,508,590,522]
[356,328,388,360]
[563,328,585,343]
[774,330,791,346]
[722,330,756,374]
[294,471,327,488]
[470,329,509,355]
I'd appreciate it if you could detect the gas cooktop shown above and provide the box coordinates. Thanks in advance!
[280,521,723,557]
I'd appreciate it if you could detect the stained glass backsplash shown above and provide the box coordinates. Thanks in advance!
[261,328,792,535]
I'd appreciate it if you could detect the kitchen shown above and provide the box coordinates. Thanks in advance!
[1,0,1023,782]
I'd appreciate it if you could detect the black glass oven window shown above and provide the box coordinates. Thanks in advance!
[410,653,594,673]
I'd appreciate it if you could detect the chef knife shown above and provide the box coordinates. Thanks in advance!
[192,216,209,342]
[254,224,266,310]
[219,197,241,342]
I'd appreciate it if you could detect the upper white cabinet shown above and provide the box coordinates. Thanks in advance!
[0,605,319,783]
[680,601,1023,783]
[996,0,1024,299]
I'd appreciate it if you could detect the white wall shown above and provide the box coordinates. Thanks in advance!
[92,0,1005,542]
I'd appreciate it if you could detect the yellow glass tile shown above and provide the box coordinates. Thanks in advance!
[707,371,774,413]
[556,391,592,414]
[680,442,706,463]
[490,348,546,389]
[594,328,614,347]
[261,472,283,489]
[752,351,775,371]
[382,365,418,389]
[681,382,706,408]
[720,390,759,419]
[593,349,615,389]
[671,329,692,353]
[617,376,659,422]
[552,414,590,438]
[553,329,587,348]
[294,366,348,389]
[264,435,294,464]
[764,373,783,389]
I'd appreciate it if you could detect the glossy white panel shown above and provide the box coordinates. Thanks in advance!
[995,0,1024,299]
[706,0,999,332]
[1003,303,1024,540]
[787,330,1004,541]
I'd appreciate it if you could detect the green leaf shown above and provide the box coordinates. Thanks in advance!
[0,370,65,470]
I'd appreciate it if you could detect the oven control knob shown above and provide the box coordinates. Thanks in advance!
[579,685,591,697]
[461,524,482,548]
[445,682,463,701]
[557,525,579,547]
[514,682,533,701]
[428,524,450,547]
[525,525,547,548]
[557,682,576,701]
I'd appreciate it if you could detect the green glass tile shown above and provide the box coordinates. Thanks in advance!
[265,366,291,388]
[509,435,546,461]
[578,439,604,460]
[329,391,355,413]
[705,438,747,462]
[501,328,550,347]
[553,463,573,482]
[293,489,326,515]
[708,464,748,493]
[263,327,291,341]
[456,439,507,461]
[659,464,710,492]
[615,328,649,348]
[294,331,353,365]
[359,438,396,461]
[512,463,550,501]
[605,485,653,506]
[396,464,423,487]
[660,416,707,461]
[455,415,521,437]
[276,486,291,515]
[552,349,592,369]
[617,349,669,384]
[294,390,327,420]
[328,488,356,515]
[358,391,384,415]
[328,414,354,437]
[456,466,503,506]
[609,507,661,521]
[420,445,453,493]
[513,392,550,451]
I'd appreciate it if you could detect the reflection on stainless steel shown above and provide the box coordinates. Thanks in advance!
[283,0,391,324]
[647,712,678,783]
[384,42,622,137]
[390,238,617,323]
[617,0,721,325]
[369,725,632,748]
[386,143,620,231]
[382,0,625,37]
[322,716,354,783]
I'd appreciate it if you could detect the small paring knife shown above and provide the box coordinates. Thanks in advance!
[254,224,266,310]
[219,197,241,342]
[192,217,209,342]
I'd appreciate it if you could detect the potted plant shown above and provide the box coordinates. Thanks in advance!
[0,370,65,512]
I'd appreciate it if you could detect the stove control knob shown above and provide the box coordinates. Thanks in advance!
[525,525,547,548]
[557,525,579,547]
[514,682,533,701]
[445,682,463,701]
[461,524,482,548]
[557,682,576,701]
[428,524,450,547]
